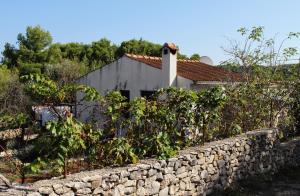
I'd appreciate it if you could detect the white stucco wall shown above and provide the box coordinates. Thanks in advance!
[76,56,194,121]
[162,48,177,87]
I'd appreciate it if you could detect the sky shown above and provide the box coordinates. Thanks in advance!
[1,0,300,64]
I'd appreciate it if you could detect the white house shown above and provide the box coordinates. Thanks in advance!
[76,43,240,121]
[32,106,71,126]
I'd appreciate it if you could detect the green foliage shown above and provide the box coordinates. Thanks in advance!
[2,25,201,78]
[102,137,138,165]
[2,43,19,68]
[19,62,43,75]
[89,87,228,163]
[18,73,102,177]
[195,86,227,142]
[142,131,178,159]
[17,25,52,53]
[45,116,85,175]
[190,53,201,60]
[2,25,52,72]
[21,73,101,105]
[2,26,300,181]
[44,59,88,84]
[0,113,28,131]
[0,66,29,115]
[290,64,300,132]
[115,39,162,58]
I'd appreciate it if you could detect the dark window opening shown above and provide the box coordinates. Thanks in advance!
[120,90,130,102]
[141,90,156,99]
[163,48,168,55]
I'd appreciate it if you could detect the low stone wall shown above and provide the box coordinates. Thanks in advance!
[3,128,300,196]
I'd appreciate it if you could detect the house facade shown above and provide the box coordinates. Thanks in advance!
[76,43,240,121]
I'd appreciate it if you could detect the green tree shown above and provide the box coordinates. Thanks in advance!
[220,26,300,135]
[47,43,63,64]
[20,73,101,177]
[17,26,52,54]
[2,25,53,74]
[190,53,200,60]
[115,39,162,57]
[44,59,88,84]
[17,25,52,64]
[89,38,117,69]
[2,43,19,68]
[0,66,30,115]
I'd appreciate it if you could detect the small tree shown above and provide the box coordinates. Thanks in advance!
[21,73,101,177]
[221,27,300,132]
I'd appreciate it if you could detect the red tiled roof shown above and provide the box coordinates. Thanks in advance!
[125,54,241,82]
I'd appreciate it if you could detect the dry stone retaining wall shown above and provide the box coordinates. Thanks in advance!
[3,128,300,196]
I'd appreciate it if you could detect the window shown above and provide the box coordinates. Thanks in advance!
[120,90,130,101]
[141,90,156,99]
[163,48,168,55]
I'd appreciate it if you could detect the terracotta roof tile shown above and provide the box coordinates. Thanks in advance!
[125,53,241,82]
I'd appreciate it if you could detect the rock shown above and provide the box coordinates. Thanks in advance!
[110,174,119,182]
[168,158,178,162]
[206,155,215,164]
[191,176,201,183]
[137,187,146,196]
[116,184,125,195]
[169,184,178,195]
[207,164,215,174]
[156,172,164,181]
[112,188,121,196]
[201,170,208,180]
[138,164,151,170]
[128,167,139,172]
[61,192,74,196]
[179,181,186,190]
[177,172,188,179]
[101,180,110,191]
[124,180,136,187]
[217,160,226,168]
[198,157,206,164]
[245,155,251,161]
[93,187,104,195]
[145,175,157,186]
[73,182,86,190]
[76,188,91,194]
[38,186,54,194]
[129,170,142,180]
[162,167,173,174]
[137,179,144,187]
[148,169,157,176]
[145,181,160,195]
[124,187,136,194]
[163,174,176,185]
[159,187,169,196]
[153,163,161,170]
[175,166,186,175]
[168,161,175,167]
[91,180,101,189]
[159,160,167,168]
[27,192,41,196]
[49,192,58,196]
[0,174,11,188]
[55,186,71,194]
[120,170,130,178]
[53,184,62,190]
[174,161,181,170]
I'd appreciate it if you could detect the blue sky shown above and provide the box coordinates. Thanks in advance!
[1,0,300,63]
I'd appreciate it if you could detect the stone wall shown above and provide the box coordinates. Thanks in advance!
[3,128,300,196]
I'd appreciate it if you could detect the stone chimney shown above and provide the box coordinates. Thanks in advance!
[161,43,177,87]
